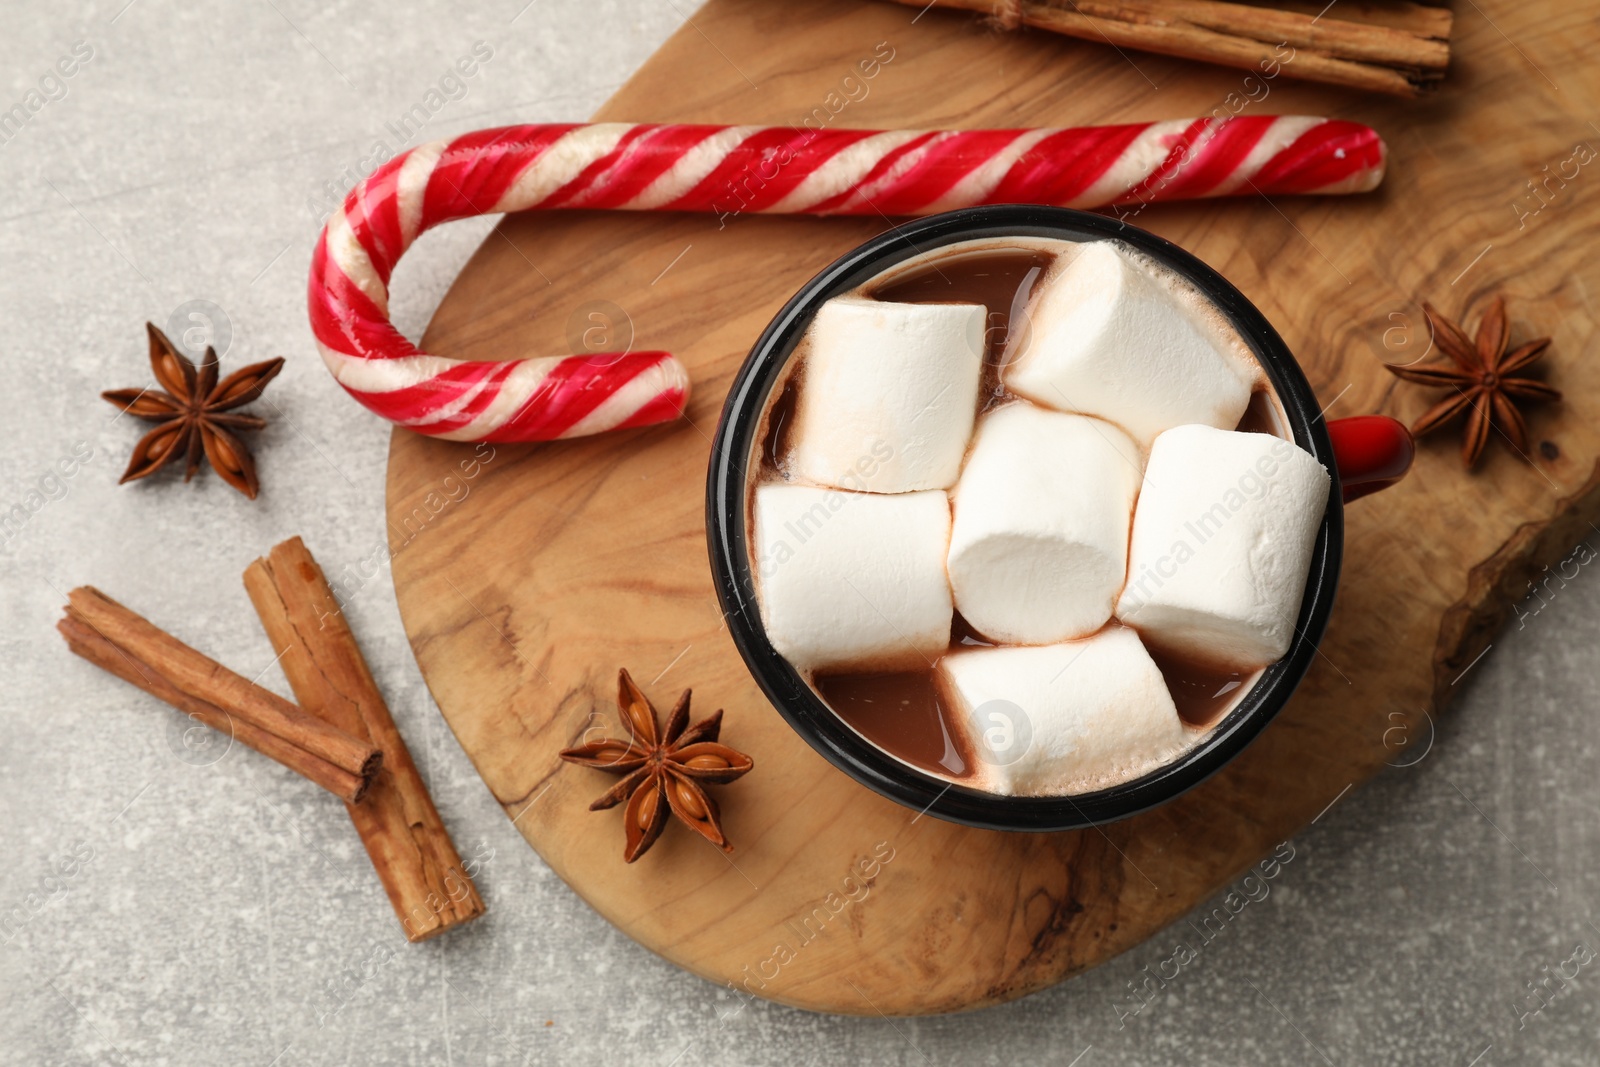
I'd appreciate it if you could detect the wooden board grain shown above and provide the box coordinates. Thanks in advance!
[384,0,1600,1014]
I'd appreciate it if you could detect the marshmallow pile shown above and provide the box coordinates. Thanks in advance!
[751,240,1331,796]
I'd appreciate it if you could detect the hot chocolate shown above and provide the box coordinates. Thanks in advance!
[746,237,1328,797]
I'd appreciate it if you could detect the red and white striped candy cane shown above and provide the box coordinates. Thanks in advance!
[310,117,1384,443]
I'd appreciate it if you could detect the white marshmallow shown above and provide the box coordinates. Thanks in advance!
[937,628,1187,795]
[753,483,953,674]
[948,403,1141,643]
[1003,241,1253,445]
[786,297,985,493]
[1116,425,1330,668]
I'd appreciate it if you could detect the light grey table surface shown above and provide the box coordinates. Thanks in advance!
[4,2,1597,1065]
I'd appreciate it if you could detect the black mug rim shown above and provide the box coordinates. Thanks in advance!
[705,205,1344,832]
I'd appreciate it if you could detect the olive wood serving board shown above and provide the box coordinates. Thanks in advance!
[384,0,1600,1014]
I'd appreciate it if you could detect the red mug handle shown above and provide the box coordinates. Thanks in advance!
[1327,415,1414,503]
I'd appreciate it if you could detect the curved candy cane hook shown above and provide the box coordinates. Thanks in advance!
[309,119,1384,444]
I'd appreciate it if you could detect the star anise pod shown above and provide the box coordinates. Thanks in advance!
[102,323,285,498]
[560,669,754,862]
[1386,297,1560,468]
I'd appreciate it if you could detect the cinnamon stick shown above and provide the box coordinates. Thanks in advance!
[243,538,485,942]
[58,587,381,802]
[884,0,1451,97]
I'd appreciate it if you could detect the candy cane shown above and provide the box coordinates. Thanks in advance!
[310,117,1384,443]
